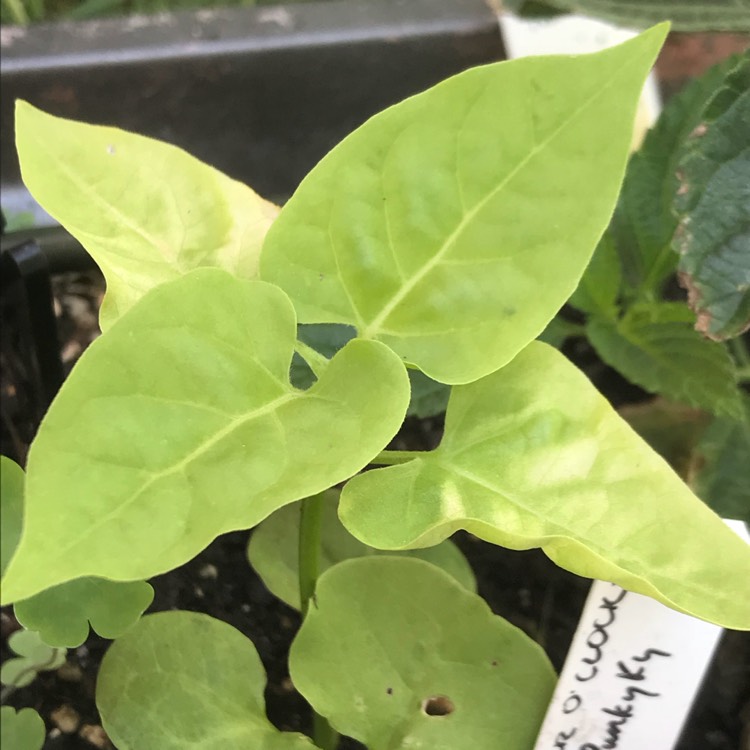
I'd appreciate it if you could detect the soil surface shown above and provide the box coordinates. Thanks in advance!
[1,268,749,750]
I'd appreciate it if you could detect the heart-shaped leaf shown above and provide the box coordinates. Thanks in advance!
[14,577,154,648]
[97,611,316,750]
[248,490,475,609]
[1,456,24,577]
[340,341,750,629]
[1,269,409,604]
[16,102,279,330]
[261,26,668,384]
[289,557,555,750]
[0,630,66,689]
[0,707,45,750]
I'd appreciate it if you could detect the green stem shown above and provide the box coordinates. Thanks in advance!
[3,0,30,24]
[730,337,750,369]
[299,493,324,619]
[298,494,338,750]
[370,449,430,466]
[294,341,330,380]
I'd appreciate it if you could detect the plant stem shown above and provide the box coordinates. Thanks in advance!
[370,449,429,466]
[4,0,30,24]
[730,337,750,369]
[298,494,338,750]
[299,493,324,619]
[294,340,330,380]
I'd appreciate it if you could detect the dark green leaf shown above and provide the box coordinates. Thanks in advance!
[673,54,750,340]
[690,397,750,522]
[587,302,742,416]
[610,55,738,294]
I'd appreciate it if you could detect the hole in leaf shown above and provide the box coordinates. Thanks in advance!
[421,695,455,716]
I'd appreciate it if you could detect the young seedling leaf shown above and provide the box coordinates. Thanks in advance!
[261,26,668,385]
[610,54,738,295]
[248,491,475,609]
[1,269,409,604]
[14,577,154,648]
[536,0,750,31]
[340,341,750,630]
[289,557,555,750]
[97,611,315,750]
[0,629,66,688]
[690,396,750,524]
[1,456,24,577]
[15,102,279,331]
[0,707,45,750]
[673,54,750,340]
[587,302,742,417]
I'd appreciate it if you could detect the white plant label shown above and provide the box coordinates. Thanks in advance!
[533,520,749,750]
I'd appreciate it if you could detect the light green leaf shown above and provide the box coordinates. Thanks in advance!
[248,491,475,609]
[0,629,66,688]
[673,55,750,340]
[609,54,738,295]
[1,269,409,604]
[0,707,45,750]
[289,557,555,750]
[16,101,279,330]
[690,397,750,523]
[14,577,154,648]
[339,341,750,629]
[587,302,742,417]
[97,611,316,750]
[261,26,667,385]
[538,0,750,31]
[1,456,24,577]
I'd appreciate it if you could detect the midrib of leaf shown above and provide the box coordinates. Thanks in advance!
[40,391,299,564]
[29,131,179,264]
[360,51,645,340]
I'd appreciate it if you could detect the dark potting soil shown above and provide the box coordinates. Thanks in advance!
[1,270,749,750]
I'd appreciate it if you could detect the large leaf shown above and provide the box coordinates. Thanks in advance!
[0,707,45,750]
[538,0,750,31]
[339,341,750,630]
[16,102,279,330]
[289,557,555,750]
[690,397,750,523]
[0,456,24,577]
[607,55,738,295]
[673,55,750,340]
[248,491,475,609]
[587,302,742,417]
[1,269,409,604]
[97,611,315,750]
[14,577,154,648]
[261,26,667,385]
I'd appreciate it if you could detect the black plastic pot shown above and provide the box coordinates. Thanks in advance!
[1,0,505,230]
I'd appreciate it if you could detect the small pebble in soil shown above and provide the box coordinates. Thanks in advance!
[58,662,83,682]
[198,563,219,580]
[79,723,111,749]
[51,704,81,734]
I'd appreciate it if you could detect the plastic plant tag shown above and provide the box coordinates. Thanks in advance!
[499,11,661,150]
[533,519,749,750]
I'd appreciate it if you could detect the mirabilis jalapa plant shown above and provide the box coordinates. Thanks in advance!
[2,22,749,750]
